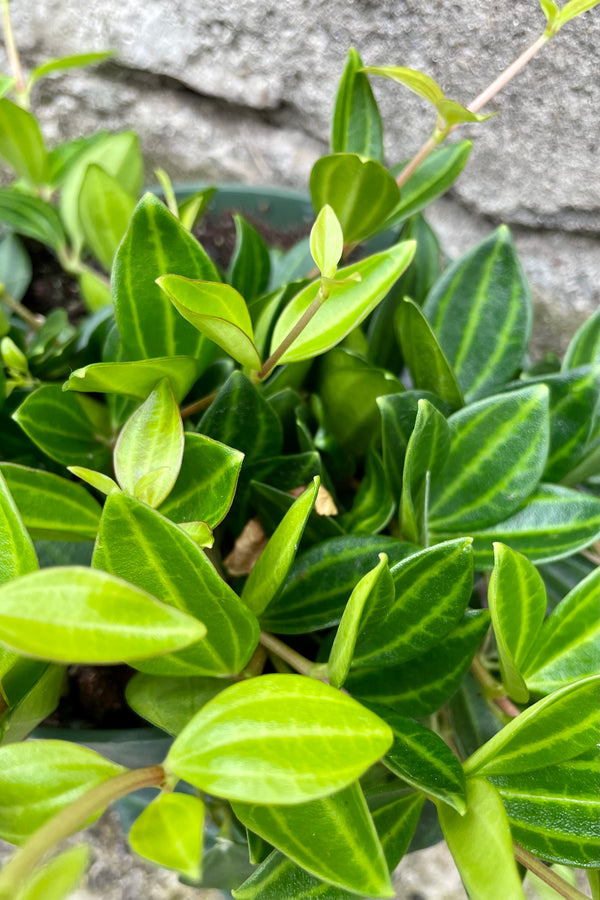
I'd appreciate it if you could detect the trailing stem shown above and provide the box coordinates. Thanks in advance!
[258,288,325,380]
[1,0,26,99]
[513,843,591,900]
[259,630,327,682]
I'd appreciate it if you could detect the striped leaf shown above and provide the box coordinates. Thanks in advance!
[346,610,490,717]
[93,493,259,677]
[423,226,531,401]
[464,484,600,568]
[113,193,219,362]
[0,472,38,584]
[0,190,65,252]
[438,778,526,900]
[400,398,451,544]
[523,567,600,694]
[386,142,472,225]
[488,543,547,703]
[228,214,271,302]
[352,539,474,667]
[125,672,234,736]
[199,370,282,462]
[165,674,393,805]
[539,553,595,610]
[157,432,243,528]
[0,463,101,541]
[489,747,600,867]
[232,782,392,897]
[339,448,395,535]
[64,356,200,403]
[330,48,384,162]
[270,242,415,365]
[12,385,112,470]
[310,154,400,244]
[428,385,550,533]
[259,535,418,634]
[562,308,600,370]
[465,675,599,777]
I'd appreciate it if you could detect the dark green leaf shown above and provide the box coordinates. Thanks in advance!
[228,215,271,302]
[0,99,47,184]
[125,672,234,735]
[129,793,204,880]
[449,673,502,760]
[250,481,344,548]
[400,399,451,544]
[386,142,472,225]
[0,189,66,252]
[562,308,600,370]
[339,448,395,535]
[0,234,31,303]
[331,48,384,162]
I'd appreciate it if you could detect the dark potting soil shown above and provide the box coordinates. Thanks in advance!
[43,665,144,730]
[22,238,87,323]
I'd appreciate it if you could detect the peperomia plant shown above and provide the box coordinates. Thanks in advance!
[0,1,599,899]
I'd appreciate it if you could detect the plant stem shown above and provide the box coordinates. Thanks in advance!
[180,389,219,420]
[258,289,324,380]
[0,288,44,330]
[396,134,439,189]
[471,655,521,718]
[259,630,324,680]
[513,843,591,900]
[1,0,26,98]
[0,765,166,898]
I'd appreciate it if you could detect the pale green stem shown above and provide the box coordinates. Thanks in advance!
[258,288,325,380]
[259,630,325,681]
[471,654,521,719]
[1,0,26,98]
[0,287,44,330]
[0,765,166,898]
[513,843,591,900]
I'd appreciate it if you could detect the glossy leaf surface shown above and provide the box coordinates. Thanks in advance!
[125,672,234,736]
[400,399,451,543]
[64,356,200,402]
[165,674,393,805]
[129,793,204,880]
[310,204,343,278]
[228,214,271,302]
[339,448,395,535]
[386,142,472,225]
[78,163,136,270]
[562,308,600,370]
[331,47,384,162]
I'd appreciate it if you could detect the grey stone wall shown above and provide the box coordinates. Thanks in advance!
[2,0,599,354]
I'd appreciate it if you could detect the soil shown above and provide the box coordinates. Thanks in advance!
[22,238,86,323]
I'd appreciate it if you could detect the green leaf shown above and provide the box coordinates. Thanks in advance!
[0,661,64,745]
[15,844,89,900]
[434,99,495,128]
[178,186,217,232]
[488,543,547,703]
[376,710,467,814]
[331,47,384,162]
[395,298,464,410]
[270,242,416,365]
[0,463,101,541]
[423,226,532,401]
[228,214,271,302]
[125,672,234,735]
[129,793,204,880]
[157,275,262,370]
[346,610,490,717]
[78,163,136,271]
[400,398,451,544]
[310,154,401,244]
[0,566,206,663]
[465,675,599,776]
[0,740,123,844]
[165,674,393,805]
[538,0,560,25]
[362,66,444,104]
[339,448,395,535]
[13,386,112,470]
[562,308,600,370]
[251,481,344,548]
[386,141,472,226]
[438,778,526,900]
[0,189,66,252]
[556,0,600,29]
[233,782,393,897]
[199,370,282,461]
[328,553,391,689]
[113,193,219,362]
[242,478,319,616]
[114,377,184,507]
[0,77,15,98]
[77,267,111,311]
[0,471,37,584]
[94,493,259,676]
[489,747,600,867]
[310,205,344,278]
[29,51,114,87]
[428,385,550,532]
[260,535,418,634]
[465,484,600,568]
[523,567,600,694]
[0,233,31,303]
[64,356,200,403]
[352,539,474,668]
[0,100,47,184]
[157,431,243,528]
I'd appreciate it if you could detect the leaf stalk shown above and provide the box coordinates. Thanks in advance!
[513,843,591,900]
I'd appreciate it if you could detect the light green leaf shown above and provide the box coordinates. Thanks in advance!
[228,214,271,303]
[0,463,101,541]
[78,163,136,271]
[395,297,463,410]
[465,675,599,776]
[538,0,560,25]
[556,0,600,29]
[157,275,262,370]
[428,385,549,532]
[125,672,234,735]
[310,205,344,278]
[331,47,384,162]
[0,190,66,252]
[114,377,184,507]
[438,778,526,900]
[77,267,111,311]
[64,356,200,403]
[0,77,16,98]
[29,51,114,87]
[0,471,38,585]
[0,233,32,303]
[400,398,451,543]
[0,566,206,663]
[233,782,393,897]
[177,520,213,547]
[178,187,217,231]
[94,493,259,677]
[423,226,532,401]
[362,65,444,104]
[328,553,391,689]
[0,740,124,844]
[129,793,204,880]
[310,154,401,244]
[0,661,64,745]
[242,478,319,616]
[0,99,47,184]
[488,543,547,703]
[15,844,89,900]
[165,674,393,805]
[270,242,415,365]
[523,568,600,694]
[113,193,220,362]
[386,142,472,227]
[434,99,496,128]
[67,466,120,497]
[562,308,600,370]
